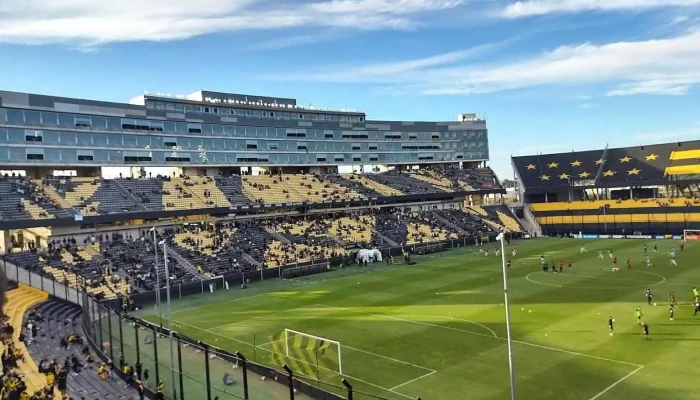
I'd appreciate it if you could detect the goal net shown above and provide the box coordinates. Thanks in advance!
[683,230,700,241]
[269,329,343,376]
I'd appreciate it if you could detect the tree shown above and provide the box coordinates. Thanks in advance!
[501,179,516,189]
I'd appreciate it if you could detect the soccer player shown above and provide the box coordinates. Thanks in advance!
[558,261,563,273]
[680,241,685,252]
[495,248,500,257]
[669,248,677,266]
[642,323,650,340]
[653,244,658,252]
[626,257,632,270]
[669,303,675,321]
[484,249,489,257]
[694,299,700,316]
[567,258,572,268]
[669,292,677,305]
[644,244,648,253]
[511,248,517,257]
[692,287,698,299]
[540,255,545,265]
[580,245,586,254]
[608,249,613,259]
[542,261,548,273]
[645,254,652,267]
[645,289,653,305]
[507,259,511,269]
[608,316,615,336]
[612,256,619,271]
[597,249,604,259]
[635,307,643,325]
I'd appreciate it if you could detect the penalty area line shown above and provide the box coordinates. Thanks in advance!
[589,365,644,400]
[389,370,437,392]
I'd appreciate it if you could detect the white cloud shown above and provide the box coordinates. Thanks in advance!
[281,28,700,97]
[0,0,463,45]
[579,103,599,108]
[501,0,700,18]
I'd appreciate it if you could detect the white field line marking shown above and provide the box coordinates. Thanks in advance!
[171,318,425,399]
[342,344,435,372]
[525,271,666,289]
[316,304,642,368]
[316,304,498,339]
[398,314,498,339]
[197,304,321,331]
[389,370,437,391]
[589,365,644,400]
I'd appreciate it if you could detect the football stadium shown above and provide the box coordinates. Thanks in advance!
[0,89,699,400]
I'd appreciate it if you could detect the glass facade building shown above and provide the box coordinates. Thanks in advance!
[0,90,489,167]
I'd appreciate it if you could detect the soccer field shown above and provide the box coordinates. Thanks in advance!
[140,238,700,400]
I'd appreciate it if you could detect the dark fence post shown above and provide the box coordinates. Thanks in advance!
[342,378,353,400]
[107,311,115,361]
[134,322,140,365]
[283,364,295,400]
[97,305,104,349]
[118,314,124,359]
[177,335,184,400]
[153,328,160,385]
[203,343,212,400]
[236,352,249,400]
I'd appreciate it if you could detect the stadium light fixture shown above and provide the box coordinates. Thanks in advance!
[498,231,517,400]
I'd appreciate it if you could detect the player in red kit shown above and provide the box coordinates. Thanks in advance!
[626,257,632,270]
[567,258,572,268]
[558,261,563,273]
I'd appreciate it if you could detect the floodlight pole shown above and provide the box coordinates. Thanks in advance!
[499,232,517,400]
[162,242,178,400]
[152,228,163,327]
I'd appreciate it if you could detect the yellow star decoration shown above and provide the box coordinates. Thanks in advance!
[603,170,616,177]
[645,154,658,161]
[540,175,550,181]
[628,168,641,175]
[595,158,605,165]
[570,160,582,167]
[548,162,559,168]
[526,164,536,170]
[579,171,590,178]
[559,173,570,180]
[620,156,632,163]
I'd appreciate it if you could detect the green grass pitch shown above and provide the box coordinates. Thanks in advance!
[137,238,700,400]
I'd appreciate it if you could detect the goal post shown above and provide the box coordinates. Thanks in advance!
[683,229,700,241]
[283,329,343,375]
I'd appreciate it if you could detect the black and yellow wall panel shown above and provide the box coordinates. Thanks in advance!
[537,213,700,225]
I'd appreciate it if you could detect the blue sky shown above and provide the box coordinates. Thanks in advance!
[1,0,699,178]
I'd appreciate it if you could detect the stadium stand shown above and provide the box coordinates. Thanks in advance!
[23,298,137,399]
[42,177,140,216]
[1,285,57,399]
[0,176,71,221]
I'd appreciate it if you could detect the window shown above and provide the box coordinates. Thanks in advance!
[121,119,136,130]
[334,155,344,162]
[268,143,278,151]
[369,145,378,150]
[165,155,191,162]
[286,130,306,138]
[342,132,368,140]
[408,133,418,140]
[74,116,92,128]
[352,144,361,151]
[324,132,334,139]
[297,142,308,151]
[316,155,327,162]
[77,150,94,161]
[26,149,44,160]
[188,123,202,134]
[25,130,43,142]
[52,170,77,177]
[150,122,164,132]
[135,120,150,131]
[246,140,257,150]
[163,137,178,147]
[384,133,402,140]
[353,156,362,162]
[432,133,440,140]
[123,151,152,163]
[369,156,378,162]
